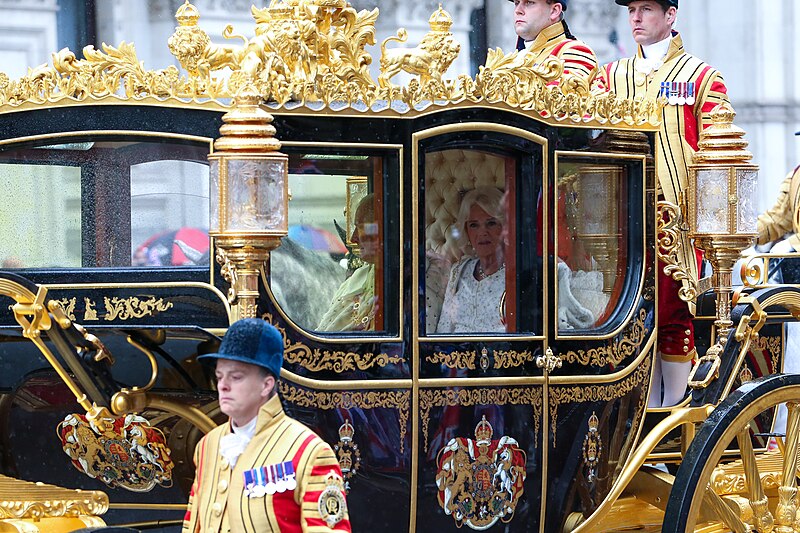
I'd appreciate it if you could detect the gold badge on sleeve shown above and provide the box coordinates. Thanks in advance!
[318,472,347,527]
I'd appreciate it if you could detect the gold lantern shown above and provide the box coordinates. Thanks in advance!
[686,103,758,385]
[209,85,289,321]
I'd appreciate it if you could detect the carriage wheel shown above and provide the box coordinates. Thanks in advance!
[663,374,800,532]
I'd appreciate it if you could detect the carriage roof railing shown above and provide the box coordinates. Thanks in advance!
[0,0,662,130]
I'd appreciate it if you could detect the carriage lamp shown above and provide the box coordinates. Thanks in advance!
[209,84,289,321]
[575,165,622,293]
[687,103,758,382]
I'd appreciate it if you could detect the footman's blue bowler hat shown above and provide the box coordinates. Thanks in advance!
[198,318,284,378]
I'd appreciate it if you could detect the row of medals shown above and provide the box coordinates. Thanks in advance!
[244,461,298,497]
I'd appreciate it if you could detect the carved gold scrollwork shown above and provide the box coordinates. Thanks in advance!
[263,313,403,372]
[418,387,543,452]
[657,201,697,303]
[548,356,650,446]
[0,474,109,519]
[103,296,173,321]
[560,309,649,367]
[278,382,409,452]
[0,2,662,129]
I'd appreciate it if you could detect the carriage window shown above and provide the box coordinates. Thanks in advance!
[0,163,81,268]
[0,139,210,269]
[131,160,209,267]
[269,152,393,334]
[425,149,519,334]
[555,156,631,332]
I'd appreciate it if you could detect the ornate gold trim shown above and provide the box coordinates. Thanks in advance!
[264,313,404,372]
[560,309,649,366]
[0,2,662,130]
[278,381,409,452]
[548,355,650,446]
[54,296,173,321]
[0,474,108,519]
[418,387,543,452]
[426,349,534,370]
[657,200,697,302]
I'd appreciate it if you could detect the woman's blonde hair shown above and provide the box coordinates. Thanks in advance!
[453,186,505,255]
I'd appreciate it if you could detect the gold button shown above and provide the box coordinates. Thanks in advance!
[684,339,690,345]
[685,329,691,336]
[683,346,689,352]
[212,502,222,516]
[218,479,228,493]
[220,458,229,471]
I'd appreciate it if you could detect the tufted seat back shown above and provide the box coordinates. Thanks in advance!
[425,150,507,263]
[424,149,507,332]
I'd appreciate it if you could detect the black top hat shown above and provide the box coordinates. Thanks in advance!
[197,318,284,378]
[615,0,678,7]
[507,0,568,10]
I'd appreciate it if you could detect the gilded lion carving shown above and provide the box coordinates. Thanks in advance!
[378,28,461,89]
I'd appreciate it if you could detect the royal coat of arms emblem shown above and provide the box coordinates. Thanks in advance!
[435,415,527,529]
[57,411,174,492]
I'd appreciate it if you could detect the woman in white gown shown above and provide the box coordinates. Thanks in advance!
[436,187,506,333]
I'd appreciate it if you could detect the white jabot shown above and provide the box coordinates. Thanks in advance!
[637,36,671,76]
[219,415,257,467]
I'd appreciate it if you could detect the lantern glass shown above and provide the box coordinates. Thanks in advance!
[225,157,287,233]
[736,167,758,234]
[695,168,729,234]
[209,158,220,233]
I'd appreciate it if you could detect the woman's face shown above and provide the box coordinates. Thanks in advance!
[466,204,503,259]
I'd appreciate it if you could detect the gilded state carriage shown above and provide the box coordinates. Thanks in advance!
[0,2,796,532]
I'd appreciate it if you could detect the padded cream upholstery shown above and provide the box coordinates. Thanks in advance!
[425,150,507,263]
[424,149,506,332]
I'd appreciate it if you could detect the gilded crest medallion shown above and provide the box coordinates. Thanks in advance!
[334,419,361,492]
[582,412,602,483]
[57,412,174,492]
[435,415,527,530]
[318,472,348,528]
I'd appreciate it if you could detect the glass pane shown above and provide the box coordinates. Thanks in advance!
[425,149,515,334]
[557,157,630,332]
[0,139,211,268]
[270,152,389,334]
[696,168,729,234]
[0,163,81,268]
[131,160,209,267]
[737,168,758,233]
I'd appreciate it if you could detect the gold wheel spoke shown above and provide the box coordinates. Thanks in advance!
[737,428,775,531]
[703,487,749,533]
[776,403,800,532]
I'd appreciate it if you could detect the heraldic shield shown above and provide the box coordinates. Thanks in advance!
[435,415,527,529]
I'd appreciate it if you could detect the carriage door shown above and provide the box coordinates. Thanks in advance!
[414,125,548,532]
[544,146,655,531]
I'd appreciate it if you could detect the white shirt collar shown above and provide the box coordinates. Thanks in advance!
[637,35,671,75]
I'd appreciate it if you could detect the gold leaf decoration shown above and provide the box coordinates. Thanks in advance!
[548,355,651,446]
[263,313,404,372]
[492,350,534,369]
[426,351,476,370]
[0,1,662,130]
[418,387,543,452]
[278,382,409,452]
[560,309,649,367]
[103,296,173,321]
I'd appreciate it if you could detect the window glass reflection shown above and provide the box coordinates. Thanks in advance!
[270,153,389,334]
[0,139,210,269]
[557,158,629,332]
[425,149,516,334]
